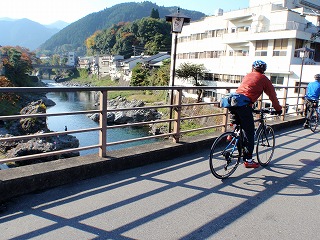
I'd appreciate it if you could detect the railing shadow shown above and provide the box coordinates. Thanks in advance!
[0,125,319,239]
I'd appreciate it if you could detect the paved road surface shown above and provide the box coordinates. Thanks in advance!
[0,125,319,240]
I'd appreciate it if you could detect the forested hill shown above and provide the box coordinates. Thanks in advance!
[38,1,205,55]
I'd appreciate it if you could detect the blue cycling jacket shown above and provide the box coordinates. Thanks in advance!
[305,81,320,101]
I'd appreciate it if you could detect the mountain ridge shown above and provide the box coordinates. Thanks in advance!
[1,1,205,54]
[39,1,206,55]
[0,18,68,50]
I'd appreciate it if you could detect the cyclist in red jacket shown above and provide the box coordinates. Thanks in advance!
[231,60,282,168]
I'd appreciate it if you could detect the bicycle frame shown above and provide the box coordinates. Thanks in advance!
[209,107,277,179]
[230,111,269,157]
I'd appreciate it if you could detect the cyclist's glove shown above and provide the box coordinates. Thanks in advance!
[275,110,282,115]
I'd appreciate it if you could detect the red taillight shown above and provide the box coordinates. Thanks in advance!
[227,135,233,141]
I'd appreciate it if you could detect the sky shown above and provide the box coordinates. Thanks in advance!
[0,0,249,25]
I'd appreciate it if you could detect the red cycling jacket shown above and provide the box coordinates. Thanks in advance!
[236,71,282,111]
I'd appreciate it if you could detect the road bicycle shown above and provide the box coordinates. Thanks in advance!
[305,100,319,132]
[209,108,278,179]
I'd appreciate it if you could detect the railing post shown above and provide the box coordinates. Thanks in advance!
[168,87,174,133]
[257,95,262,109]
[99,90,107,157]
[282,87,288,121]
[172,89,182,143]
[221,89,230,133]
[300,87,306,115]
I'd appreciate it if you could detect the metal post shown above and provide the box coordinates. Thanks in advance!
[173,89,182,143]
[168,33,178,133]
[282,87,288,121]
[99,90,107,157]
[296,56,305,114]
[222,89,230,132]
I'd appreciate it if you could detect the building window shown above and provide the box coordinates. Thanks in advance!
[203,73,213,80]
[217,51,226,57]
[294,82,308,93]
[294,39,305,57]
[207,30,215,37]
[270,75,284,85]
[216,29,224,37]
[212,74,243,83]
[234,50,248,56]
[310,42,320,62]
[231,28,237,33]
[255,40,268,56]
[295,39,304,49]
[273,39,287,56]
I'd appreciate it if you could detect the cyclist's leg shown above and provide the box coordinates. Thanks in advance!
[232,105,254,160]
[304,100,312,127]
[309,102,319,132]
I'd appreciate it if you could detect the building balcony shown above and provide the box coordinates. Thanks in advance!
[221,21,317,44]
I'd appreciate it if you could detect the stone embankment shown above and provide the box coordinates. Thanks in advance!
[87,96,162,124]
[59,81,163,125]
[0,99,79,166]
[0,92,165,167]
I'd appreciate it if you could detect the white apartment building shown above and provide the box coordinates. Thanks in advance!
[66,52,76,67]
[99,55,124,77]
[175,0,320,112]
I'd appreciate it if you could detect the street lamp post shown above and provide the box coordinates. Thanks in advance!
[295,46,314,113]
[165,8,190,133]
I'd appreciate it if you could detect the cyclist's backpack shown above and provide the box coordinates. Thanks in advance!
[220,93,251,108]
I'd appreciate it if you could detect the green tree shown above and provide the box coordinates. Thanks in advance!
[176,62,207,102]
[2,46,34,86]
[86,17,171,57]
[130,63,149,86]
[150,8,160,19]
[147,59,170,86]
[85,30,102,55]
[51,54,60,66]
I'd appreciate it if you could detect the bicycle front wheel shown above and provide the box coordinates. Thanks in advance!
[256,126,275,166]
[309,109,318,132]
[209,132,241,179]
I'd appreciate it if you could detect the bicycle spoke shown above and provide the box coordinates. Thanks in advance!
[209,132,240,179]
[256,126,275,166]
[309,109,318,132]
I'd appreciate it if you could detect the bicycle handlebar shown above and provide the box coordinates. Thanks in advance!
[252,108,278,115]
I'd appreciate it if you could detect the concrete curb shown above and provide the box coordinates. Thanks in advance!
[0,117,305,203]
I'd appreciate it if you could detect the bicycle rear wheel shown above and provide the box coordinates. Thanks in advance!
[209,132,241,179]
[256,126,275,166]
[309,109,318,132]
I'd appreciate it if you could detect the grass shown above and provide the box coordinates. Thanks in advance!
[2,73,222,137]
[68,73,222,135]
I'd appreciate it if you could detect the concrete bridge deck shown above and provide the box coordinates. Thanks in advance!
[0,122,319,239]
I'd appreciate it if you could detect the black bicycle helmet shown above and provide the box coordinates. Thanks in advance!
[252,60,267,73]
[314,74,320,80]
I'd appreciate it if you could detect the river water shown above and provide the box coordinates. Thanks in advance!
[43,80,157,155]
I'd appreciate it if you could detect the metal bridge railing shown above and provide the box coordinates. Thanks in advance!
[0,85,305,165]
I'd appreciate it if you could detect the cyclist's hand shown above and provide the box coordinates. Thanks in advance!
[275,110,282,115]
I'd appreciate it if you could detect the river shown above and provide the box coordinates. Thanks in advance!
[43,80,157,155]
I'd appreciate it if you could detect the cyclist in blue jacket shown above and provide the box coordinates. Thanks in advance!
[303,74,320,128]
